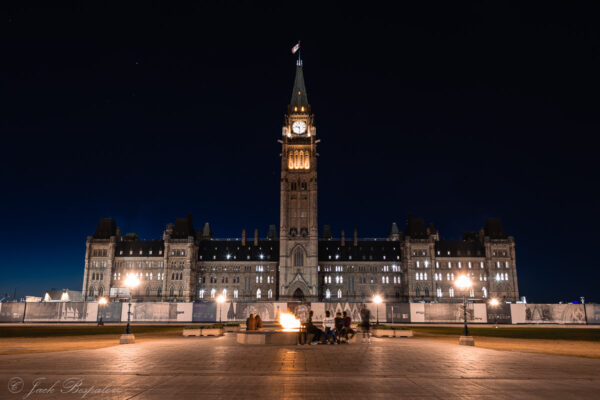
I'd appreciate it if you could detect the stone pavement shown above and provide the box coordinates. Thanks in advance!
[1,334,599,399]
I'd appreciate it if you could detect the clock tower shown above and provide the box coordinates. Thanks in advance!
[279,59,319,301]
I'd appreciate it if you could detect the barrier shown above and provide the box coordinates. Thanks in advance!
[0,301,597,324]
[511,303,586,324]
[586,304,600,324]
[0,302,25,322]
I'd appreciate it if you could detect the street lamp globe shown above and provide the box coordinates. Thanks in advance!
[98,297,108,305]
[124,274,140,289]
[489,298,500,307]
[454,275,472,290]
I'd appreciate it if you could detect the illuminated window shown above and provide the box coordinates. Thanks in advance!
[268,289,273,299]
[211,288,216,298]
[449,288,455,297]
[416,261,420,268]
[256,289,261,299]
[437,287,442,297]
[199,289,205,298]
[304,151,310,168]
[448,262,452,268]
[436,262,440,269]
[326,289,331,299]
[337,289,342,298]
[482,287,487,298]
[234,290,238,299]
[458,262,462,269]
[480,262,484,268]
[468,262,472,269]
[505,261,510,268]
[469,289,474,298]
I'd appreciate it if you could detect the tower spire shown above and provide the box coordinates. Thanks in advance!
[290,61,309,110]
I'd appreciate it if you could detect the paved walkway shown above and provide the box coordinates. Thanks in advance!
[2,334,599,399]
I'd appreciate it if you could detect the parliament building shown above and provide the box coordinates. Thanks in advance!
[82,60,520,304]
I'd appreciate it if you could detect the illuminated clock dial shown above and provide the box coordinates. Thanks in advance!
[292,121,307,134]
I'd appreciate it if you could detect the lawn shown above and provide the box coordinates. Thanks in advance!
[410,326,600,341]
[0,325,185,338]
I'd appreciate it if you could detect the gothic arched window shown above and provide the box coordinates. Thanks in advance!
[298,151,304,168]
[98,286,103,296]
[169,287,174,296]
[256,289,261,299]
[304,151,310,169]
[89,287,95,297]
[146,287,150,296]
[293,247,304,267]
[294,151,300,169]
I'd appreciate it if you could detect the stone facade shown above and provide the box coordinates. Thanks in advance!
[82,60,519,304]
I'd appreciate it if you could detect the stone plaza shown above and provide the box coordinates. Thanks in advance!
[2,334,600,399]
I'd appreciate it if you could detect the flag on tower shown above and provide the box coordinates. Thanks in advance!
[291,42,300,54]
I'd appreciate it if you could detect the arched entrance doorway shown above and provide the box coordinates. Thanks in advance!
[293,288,305,301]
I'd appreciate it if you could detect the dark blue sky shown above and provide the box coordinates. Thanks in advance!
[2,1,599,302]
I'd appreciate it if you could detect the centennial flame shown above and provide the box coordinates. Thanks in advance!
[279,312,301,331]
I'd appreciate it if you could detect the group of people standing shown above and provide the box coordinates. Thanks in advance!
[297,305,372,345]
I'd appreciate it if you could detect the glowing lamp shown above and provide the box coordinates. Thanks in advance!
[124,274,140,289]
[454,275,472,290]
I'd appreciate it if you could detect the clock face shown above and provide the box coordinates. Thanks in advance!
[292,121,307,134]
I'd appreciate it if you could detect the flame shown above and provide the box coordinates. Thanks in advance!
[279,312,301,331]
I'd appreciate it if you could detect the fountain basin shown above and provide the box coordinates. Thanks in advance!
[236,330,298,345]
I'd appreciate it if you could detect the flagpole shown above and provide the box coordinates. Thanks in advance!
[298,41,301,65]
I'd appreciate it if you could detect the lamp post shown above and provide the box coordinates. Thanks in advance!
[454,275,474,346]
[373,295,383,325]
[489,298,500,328]
[120,274,140,344]
[216,294,225,325]
[98,297,107,326]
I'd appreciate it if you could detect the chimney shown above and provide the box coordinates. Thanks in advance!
[241,229,246,246]
[254,229,259,246]
[353,229,358,246]
[341,230,345,246]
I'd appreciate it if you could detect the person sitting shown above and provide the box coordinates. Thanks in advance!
[306,310,322,345]
[254,313,263,330]
[334,312,344,343]
[322,311,337,344]
[246,313,257,331]
[342,311,355,342]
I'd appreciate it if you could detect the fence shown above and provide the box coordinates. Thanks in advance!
[0,301,598,324]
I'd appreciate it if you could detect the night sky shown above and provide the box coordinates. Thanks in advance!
[2,2,599,302]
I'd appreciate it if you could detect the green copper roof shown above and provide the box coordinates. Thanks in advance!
[290,62,309,108]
